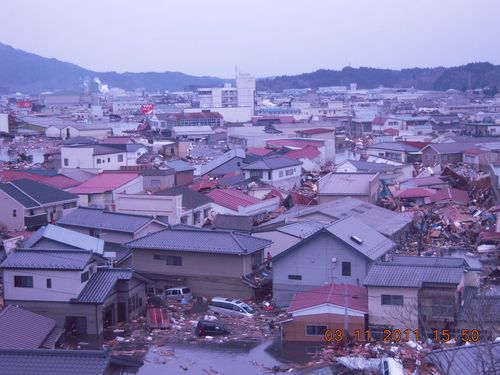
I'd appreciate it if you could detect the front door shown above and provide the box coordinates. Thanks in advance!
[117,302,127,322]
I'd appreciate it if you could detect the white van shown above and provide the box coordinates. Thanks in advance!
[208,297,257,318]
[161,287,193,302]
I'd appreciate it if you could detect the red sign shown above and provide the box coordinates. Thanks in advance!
[141,104,154,115]
[17,101,33,109]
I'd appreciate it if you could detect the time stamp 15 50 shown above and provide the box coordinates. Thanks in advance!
[324,328,481,343]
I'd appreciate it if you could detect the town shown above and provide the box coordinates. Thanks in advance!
[1,3,500,375]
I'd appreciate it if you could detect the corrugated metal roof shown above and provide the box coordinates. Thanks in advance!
[57,207,164,233]
[127,227,271,255]
[318,173,378,196]
[0,349,111,375]
[426,342,500,375]
[0,250,94,270]
[165,160,195,172]
[77,268,134,304]
[24,224,104,254]
[242,155,301,170]
[326,216,395,261]
[0,305,58,349]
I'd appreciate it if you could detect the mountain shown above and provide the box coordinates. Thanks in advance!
[0,43,225,94]
[257,64,500,92]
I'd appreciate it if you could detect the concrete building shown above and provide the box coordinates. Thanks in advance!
[241,155,302,190]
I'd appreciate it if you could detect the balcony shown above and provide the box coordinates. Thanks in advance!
[24,213,48,229]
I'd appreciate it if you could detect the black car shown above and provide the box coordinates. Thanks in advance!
[195,320,231,336]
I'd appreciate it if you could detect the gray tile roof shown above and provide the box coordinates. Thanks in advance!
[276,220,325,238]
[77,268,134,304]
[423,142,473,154]
[200,148,246,175]
[0,305,59,349]
[156,186,212,209]
[242,155,301,170]
[367,142,420,152]
[341,160,397,173]
[390,255,469,268]
[458,287,500,323]
[0,250,95,270]
[0,349,111,375]
[0,179,77,208]
[127,227,271,255]
[326,216,394,260]
[363,259,465,288]
[426,342,500,375]
[166,160,195,172]
[56,207,164,233]
[212,214,253,232]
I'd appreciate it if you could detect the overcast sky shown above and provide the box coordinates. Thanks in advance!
[1,0,499,78]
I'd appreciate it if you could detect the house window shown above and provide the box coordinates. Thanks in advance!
[64,158,69,166]
[107,157,111,162]
[250,170,263,178]
[166,256,182,266]
[29,209,34,216]
[97,158,101,164]
[288,274,302,280]
[285,168,294,176]
[268,171,272,179]
[305,325,328,336]
[14,276,33,288]
[381,294,404,306]
[342,261,351,276]
[46,278,52,288]
[180,216,188,224]
[12,209,16,217]
[89,229,101,238]
[118,155,124,162]
[279,171,284,177]
[203,208,210,219]
[81,271,90,283]
[193,211,201,224]
[63,202,76,209]
[153,254,166,261]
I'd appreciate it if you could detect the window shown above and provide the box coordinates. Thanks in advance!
[285,168,294,176]
[96,158,101,164]
[153,254,166,261]
[63,202,76,209]
[288,274,302,280]
[180,216,188,224]
[267,171,272,179]
[12,209,16,217]
[166,256,182,266]
[193,211,201,224]
[29,209,34,216]
[306,325,327,336]
[81,271,90,283]
[64,158,69,166]
[107,157,111,162]
[250,170,263,178]
[89,229,101,238]
[381,294,403,306]
[279,171,284,177]
[46,278,52,288]
[118,155,124,162]
[342,261,351,276]
[14,276,33,288]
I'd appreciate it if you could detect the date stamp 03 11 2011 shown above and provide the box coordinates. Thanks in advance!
[324,328,481,344]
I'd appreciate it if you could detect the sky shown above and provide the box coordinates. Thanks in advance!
[1,0,499,78]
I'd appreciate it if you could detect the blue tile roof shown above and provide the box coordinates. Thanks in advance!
[0,250,95,270]
[76,268,134,304]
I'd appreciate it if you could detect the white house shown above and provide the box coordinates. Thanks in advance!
[241,155,302,190]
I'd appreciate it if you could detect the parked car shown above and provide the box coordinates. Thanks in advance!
[195,320,231,337]
[161,287,193,302]
[208,297,257,318]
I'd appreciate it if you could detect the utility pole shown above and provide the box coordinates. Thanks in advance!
[344,283,349,350]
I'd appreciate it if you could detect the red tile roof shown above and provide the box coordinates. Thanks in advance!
[408,176,446,187]
[383,128,399,135]
[464,147,487,156]
[372,117,388,126]
[266,139,324,150]
[246,147,274,156]
[398,141,431,150]
[173,112,223,120]
[288,284,368,313]
[288,191,316,206]
[284,145,321,160]
[206,189,262,211]
[69,172,139,194]
[395,187,435,198]
[425,188,470,205]
[0,170,80,189]
[191,178,219,192]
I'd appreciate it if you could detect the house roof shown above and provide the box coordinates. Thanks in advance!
[156,186,212,209]
[325,216,395,261]
[276,220,325,239]
[69,173,139,194]
[266,138,324,150]
[212,214,253,232]
[76,268,134,304]
[284,145,321,160]
[458,287,500,323]
[363,257,465,288]
[165,160,195,172]
[338,160,396,173]
[23,224,104,253]
[367,142,420,152]
[0,179,77,208]
[0,349,111,375]
[0,305,60,349]
[294,128,334,135]
[288,284,368,313]
[206,189,262,211]
[0,170,80,189]
[56,207,166,233]
[242,155,302,170]
[395,187,435,199]
[127,227,271,255]
[246,147,274,156]
[200,148,246,176]
[318,173,378,196]
[426,342,500,375]
[405,176,446,187]
[422,142,473,154]
[425,187,470,205]
[0,249,96,270]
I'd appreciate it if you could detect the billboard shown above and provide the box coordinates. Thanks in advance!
[141,104,154,115]
[17,101,33,109]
